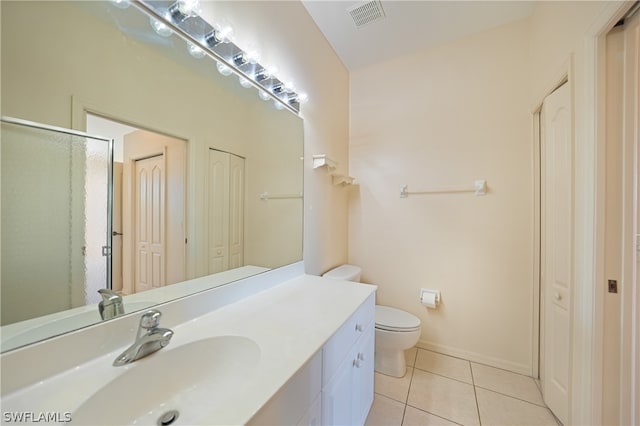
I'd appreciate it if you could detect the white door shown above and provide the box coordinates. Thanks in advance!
[228,154,245,269]
[208,150,230,273]
[123,129,186,295]
[134,154,165,293]
[540,81,571,425]
[208,149,245,274]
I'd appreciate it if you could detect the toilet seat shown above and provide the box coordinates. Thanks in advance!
[375,305,421,332]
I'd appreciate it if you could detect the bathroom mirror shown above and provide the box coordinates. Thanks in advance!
[0,0,303,352]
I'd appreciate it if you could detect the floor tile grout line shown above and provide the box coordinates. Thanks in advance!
[474,385,548,408]
[373,391,408,406]
[405,366,415,404]
[401,363,416,425]
[412,364,474,386]
[404,403,465,426]
[470,360,483,426]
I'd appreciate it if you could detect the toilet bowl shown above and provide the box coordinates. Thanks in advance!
[322,264,422,378]
[374,305,421,377]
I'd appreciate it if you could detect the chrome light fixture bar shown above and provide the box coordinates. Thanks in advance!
[130,0,304,114]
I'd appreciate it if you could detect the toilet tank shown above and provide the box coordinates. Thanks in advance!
[322,264,362,282]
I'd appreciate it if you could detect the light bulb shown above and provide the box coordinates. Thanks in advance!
[217,26,234,43]
[266,66,279,80]
[258,90,271,101]
[187,42,205,59]
[111,0,130,9]
[245,50,260,65]
[296,93,309,104]
[216,62,233,77]
[239,76,252,89]
[150,18,173,37]
[274,100,285,110]
[169,0,201,22]
[284,81,295,92]
[177,0,200,16]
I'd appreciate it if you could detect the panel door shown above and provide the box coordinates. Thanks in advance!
[321,354,354,426]
[228,154,245,269]
[541,81,571,425]
[208,150,230,273]
[134,154,165,293]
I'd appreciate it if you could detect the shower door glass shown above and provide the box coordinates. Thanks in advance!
[1,119,112,326]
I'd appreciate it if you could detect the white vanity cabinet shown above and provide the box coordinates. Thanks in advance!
[249,293,375,426]
[321,293,375,426]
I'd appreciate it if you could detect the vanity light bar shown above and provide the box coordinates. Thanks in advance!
[131,0,305,114]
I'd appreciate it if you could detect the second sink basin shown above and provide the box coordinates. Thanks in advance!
[71,335,260,425]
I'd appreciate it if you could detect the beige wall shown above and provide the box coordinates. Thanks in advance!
[349,20,533,373]
[201,2,350,275]
[245,102,303,268]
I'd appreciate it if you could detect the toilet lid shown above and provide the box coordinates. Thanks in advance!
[375,305,421,331]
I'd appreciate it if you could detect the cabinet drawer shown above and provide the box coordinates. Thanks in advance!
[323,293,375,385]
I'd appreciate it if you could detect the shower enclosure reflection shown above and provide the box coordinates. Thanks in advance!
[1,119,111,326]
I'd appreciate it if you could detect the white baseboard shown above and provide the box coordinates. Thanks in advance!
[417,339,533,377]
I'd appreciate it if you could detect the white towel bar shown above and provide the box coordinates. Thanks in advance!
[260,192,303,201]
[400,180,487,198]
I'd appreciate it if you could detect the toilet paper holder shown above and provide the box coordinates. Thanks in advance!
[420,289,440,308]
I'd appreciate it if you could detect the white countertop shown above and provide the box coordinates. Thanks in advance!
[0,274,376,425]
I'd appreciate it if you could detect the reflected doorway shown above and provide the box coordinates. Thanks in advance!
[86,114,186,295]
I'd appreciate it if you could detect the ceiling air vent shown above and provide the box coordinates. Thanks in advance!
[347,0,386,28]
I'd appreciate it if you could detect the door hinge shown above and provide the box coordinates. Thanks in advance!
[102,246,112,256]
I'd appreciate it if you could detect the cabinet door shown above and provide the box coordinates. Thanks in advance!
[322,354,354,426]
[352,326,375,426]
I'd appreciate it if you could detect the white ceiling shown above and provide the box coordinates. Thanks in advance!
[302,1,535,71]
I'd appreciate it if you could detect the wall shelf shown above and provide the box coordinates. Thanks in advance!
[331,174,355,186]
[312,154,338,171]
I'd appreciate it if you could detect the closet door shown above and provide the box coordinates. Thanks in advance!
[208,149,245,274]
[228,154,245,269]
[208,150,230,273]
[540,82,571,426]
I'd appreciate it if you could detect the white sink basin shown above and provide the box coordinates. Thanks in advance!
[71,336,260,425]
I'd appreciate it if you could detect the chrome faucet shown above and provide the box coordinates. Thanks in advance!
[113,310,174,367]
[98,289,124,320]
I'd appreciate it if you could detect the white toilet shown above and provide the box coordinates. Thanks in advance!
[322,264,421,378]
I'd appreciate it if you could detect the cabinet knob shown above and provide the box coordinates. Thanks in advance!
[554,293,562,301]
[355,324,364,332]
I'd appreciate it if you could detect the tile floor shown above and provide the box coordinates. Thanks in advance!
[365,347,560,426]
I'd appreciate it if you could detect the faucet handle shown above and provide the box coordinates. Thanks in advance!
[140,310,162,329]
[98,288,122,303]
